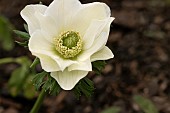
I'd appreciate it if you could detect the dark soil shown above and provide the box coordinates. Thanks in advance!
[0,0,170,113]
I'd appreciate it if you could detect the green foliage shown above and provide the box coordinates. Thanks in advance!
[14,24,30,47]
[0,57,36,99]
[0,57,15,64]
[31,58,98,97]
[73,77,95,98]
[13,30,30,39]
[24,24,29,32]
[15,40,28,47]
[133,95,159,113]
[23,74,37,99]
[30,57,40,69]
[32,71,61,95]
[100,106,121,113]
[9,66,27,96]
[92,60,106,75]
[49,78,61,95]
[0,16,14,51]
[32,71,47,91]
[42,75,61,95]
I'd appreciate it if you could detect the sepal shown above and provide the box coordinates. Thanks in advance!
[24,23,29,32]
[15,40,28,47]
[14,24,30,47]
[92,60,106,75]
[42,75,61,95]
[13,30,30,39]
[73,77,95,99]
[32,71,61,95]
[32,71,47,91]
[30,57,40,69]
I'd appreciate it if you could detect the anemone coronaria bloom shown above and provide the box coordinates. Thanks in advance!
[21,0,114,90]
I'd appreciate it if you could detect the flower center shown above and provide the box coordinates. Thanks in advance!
[54,31,83,58]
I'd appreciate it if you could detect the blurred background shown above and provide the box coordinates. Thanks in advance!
[0,0,170,113]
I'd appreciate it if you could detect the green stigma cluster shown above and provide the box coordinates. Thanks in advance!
[54,31,83,58]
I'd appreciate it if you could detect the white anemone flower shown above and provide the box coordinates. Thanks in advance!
[21,0,114,90]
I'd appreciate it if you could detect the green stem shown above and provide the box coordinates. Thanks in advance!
[29,88,47,113]
[0,58,15,64]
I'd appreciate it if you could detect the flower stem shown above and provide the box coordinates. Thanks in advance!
[29,88,47,113]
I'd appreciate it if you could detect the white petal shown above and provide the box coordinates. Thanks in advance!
[35,53,61,72]
[45,0,81,31]
[77,17,114,61]
[20,5,47,35]
[68,58,92,71]
[34,51,76,72]
[29,31,76,71]
[69,2,111,35]
[83,18,111,50]
[28,31,61,72]
[50,56,77,71]
[78,32,106,61]
[34,12,59,43]
[90,46,114,62]
[51,69,88,90]
[28,30,54,54]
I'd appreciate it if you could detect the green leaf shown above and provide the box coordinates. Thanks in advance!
[4,56,36,99]
[0,16,14,51]
[0,56,32,68]
[23,74,36,99]
[42,75,61,95]
[24,24,29,32]
[8,65,29,97]
[7,57,32,97]
[133,95,159,113]
[50,79,61,95]
[13,30,30,39]
[0,58,15,65]
[32,71,48,91]
[15,56,32,66]
[30,57,40,69]
[42,75,52,91]
[15,40,28,47]
[100,106,121,113]
[73,77,95,99]
[92,60,106,75]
